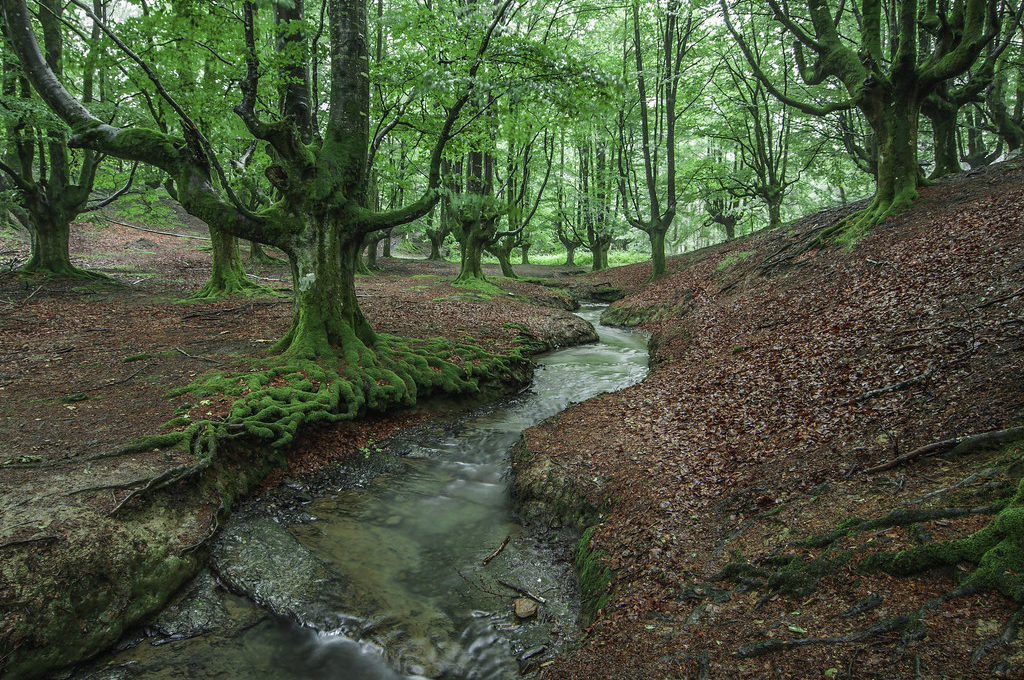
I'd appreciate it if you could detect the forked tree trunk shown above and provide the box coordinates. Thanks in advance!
[454,218,491,282]
[564,245,576,266]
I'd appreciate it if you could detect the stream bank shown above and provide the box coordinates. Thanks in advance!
[64,306,648,680]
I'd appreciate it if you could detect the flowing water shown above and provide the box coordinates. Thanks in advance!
[80,305,647,680]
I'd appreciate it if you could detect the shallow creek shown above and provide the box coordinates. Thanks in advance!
[79,305,647,680]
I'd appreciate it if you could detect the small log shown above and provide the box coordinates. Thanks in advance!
[482,535,510,566]
[864,425,1024,474]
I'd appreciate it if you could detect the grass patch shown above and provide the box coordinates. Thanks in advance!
[715,251,754,272]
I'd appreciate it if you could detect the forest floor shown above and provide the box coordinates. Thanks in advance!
[1,157,1022,680]
[517,158,1024,680]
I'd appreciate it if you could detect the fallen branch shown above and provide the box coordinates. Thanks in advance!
[0,534,58,550]
[497,579,546,604]
[176,347,221,364]
[482,535,510,566]
[66,477,155,495]
[846,370,934,405]
[735,614,914,658]
[863,425,1024,474]
[23,285,42,302]
[85,368,145,393]
[101,217,211,241]
[974,286,1024,309]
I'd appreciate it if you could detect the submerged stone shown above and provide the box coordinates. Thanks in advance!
[514,598,538,619]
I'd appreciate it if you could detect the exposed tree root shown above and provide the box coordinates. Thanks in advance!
[859,479,1024,603]
[16,263,113,282]
[735,613,916,658]
[185,272,271,301]
[101,335,527,514]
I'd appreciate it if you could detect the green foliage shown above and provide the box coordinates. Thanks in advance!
[575,526,615,621]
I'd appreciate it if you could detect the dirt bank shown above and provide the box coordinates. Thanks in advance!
[514,159,1024,679]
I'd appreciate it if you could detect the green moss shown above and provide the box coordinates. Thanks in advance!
[859,479,1024,602]
[715,251,754,272]
[451,276,503,297]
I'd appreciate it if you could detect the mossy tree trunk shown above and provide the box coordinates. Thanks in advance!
[766,192,782,229]
[489,240,516,278]
[19,211,77,276]
[726,0,1000,238]
[192,229,258,298]
[925,102,962,179]
[455,218,493,283]
[520,242,530,265]
[451,150,503,283]
[564,244,577,266]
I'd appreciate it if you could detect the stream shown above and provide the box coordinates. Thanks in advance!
[79,305,648,680]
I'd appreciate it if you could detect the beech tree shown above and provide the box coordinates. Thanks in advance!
[1,0,509,357]
[723,0,1003,237]
[618,0,704,277]
[0,0,132,278]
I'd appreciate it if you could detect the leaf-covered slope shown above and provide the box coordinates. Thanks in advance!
[519,159,1024,679]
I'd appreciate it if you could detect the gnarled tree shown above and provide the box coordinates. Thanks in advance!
[723,0,1003,238]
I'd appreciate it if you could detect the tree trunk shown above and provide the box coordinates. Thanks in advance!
[248,240,278,265]
[928,108,961,179]
[275,222,375,357]
[491,242,516,278]
[455,219,490,282]
[17,214,82,277]
[767,198,782,230]
[565,245,576,267]
[840,94,922,237]
[427,234,444,261]
[589,240,604,271]
[599,241,610,270]
[648,224,667,278]
[191,228,255,299]
[381,234,391,258]
[520,243,530,265]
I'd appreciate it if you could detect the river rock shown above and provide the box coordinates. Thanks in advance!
[514,598,538,619]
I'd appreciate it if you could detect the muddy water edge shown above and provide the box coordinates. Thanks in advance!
[68,305,648,680]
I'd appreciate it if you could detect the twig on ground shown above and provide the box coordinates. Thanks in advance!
[85,368,145,393]
[974,286,1024,309]
[0,534,58,549]
[846,370,934,405]
[482,535,511,566]
[176,347,220,364]
[66,477,156,495]
[23,285,42,302]
[497,579,546,604]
